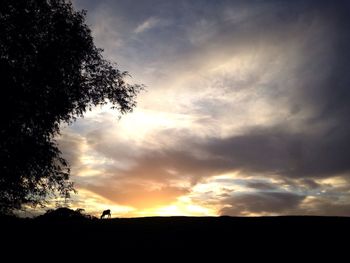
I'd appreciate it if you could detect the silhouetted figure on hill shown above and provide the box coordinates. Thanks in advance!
[101,209,111,219]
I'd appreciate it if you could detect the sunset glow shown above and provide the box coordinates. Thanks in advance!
[38,0,350,218]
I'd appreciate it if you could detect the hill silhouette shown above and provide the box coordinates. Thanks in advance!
[1,212,349,255]
[35,207,96,220]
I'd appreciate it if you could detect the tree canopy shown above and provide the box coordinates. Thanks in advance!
[0,0,142,214]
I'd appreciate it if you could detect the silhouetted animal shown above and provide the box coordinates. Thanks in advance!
[100,209,111,219]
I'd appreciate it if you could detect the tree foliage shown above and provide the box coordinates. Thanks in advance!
[0,0,142,214]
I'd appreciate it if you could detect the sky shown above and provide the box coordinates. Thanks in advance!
[49,0,350,217]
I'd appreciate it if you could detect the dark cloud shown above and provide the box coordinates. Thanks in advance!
[57,132,84,167]
[200,126,350,179]
[191,2,350,180]
[299,179,322,190]
[246,181,277,191]
[301,197,350,217]
[219,191,350,217]
[220,192,306,216]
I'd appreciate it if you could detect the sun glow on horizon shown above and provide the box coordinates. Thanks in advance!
[47,0,350,218]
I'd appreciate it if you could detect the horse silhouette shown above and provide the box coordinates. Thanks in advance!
[100,209,111,219]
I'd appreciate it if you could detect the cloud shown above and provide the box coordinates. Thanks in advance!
[300,196,350,216]
[134,17,161,34]
[59,0,350,216]
[199,126,350,179]
[56,132,85,168]
[219,189,350,217]
[84,180,189,209]
[245,181,277,191]
[220,192,306,216]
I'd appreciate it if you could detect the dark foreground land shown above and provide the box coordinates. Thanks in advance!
[1,216,349,257]
[2,216,349,240]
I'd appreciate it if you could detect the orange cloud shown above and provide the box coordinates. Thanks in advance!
[83,181,189,210]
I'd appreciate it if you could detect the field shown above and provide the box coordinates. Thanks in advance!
[1,216,349,251]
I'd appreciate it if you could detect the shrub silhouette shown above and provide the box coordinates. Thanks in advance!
[37,207,96,220]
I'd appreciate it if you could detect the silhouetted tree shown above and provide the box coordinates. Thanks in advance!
[0,0,142,214]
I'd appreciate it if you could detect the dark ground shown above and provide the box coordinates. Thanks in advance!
[1,216,349,258]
